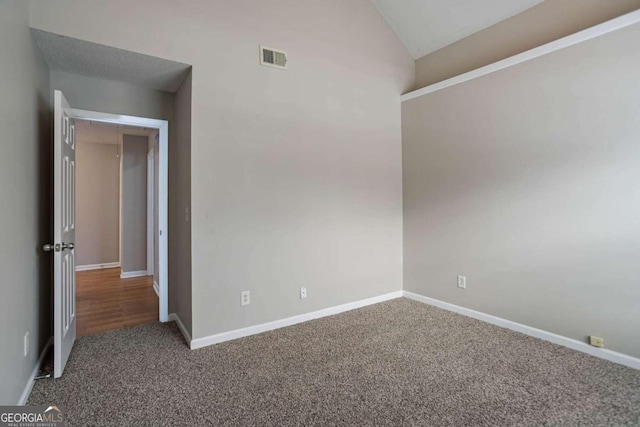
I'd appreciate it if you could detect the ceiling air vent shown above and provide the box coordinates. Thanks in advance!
[260,45,288,70]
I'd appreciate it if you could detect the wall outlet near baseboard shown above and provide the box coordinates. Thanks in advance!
[300,287,307,299]
[24,331,30,357]
[457,275,466,289]
[589,335,604,348]
[241,291,250,306]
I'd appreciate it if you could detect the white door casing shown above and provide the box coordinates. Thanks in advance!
[71,108,169,322]
[53,90,77,378]
[147,149,154,275]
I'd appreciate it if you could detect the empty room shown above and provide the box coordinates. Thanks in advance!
[1,0,639,426]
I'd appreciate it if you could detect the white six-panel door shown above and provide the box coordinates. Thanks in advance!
[53,90,77,378]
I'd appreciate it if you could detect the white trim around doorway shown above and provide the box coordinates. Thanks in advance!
[147,149,155,276]
[72,108,169,323]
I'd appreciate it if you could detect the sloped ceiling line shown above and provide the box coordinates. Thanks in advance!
[371,0,544,59]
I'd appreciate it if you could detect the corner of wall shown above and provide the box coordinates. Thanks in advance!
[168,68,193,338]
[0,0,53,404]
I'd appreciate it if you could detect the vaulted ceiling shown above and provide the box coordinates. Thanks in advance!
[371,0,544,59]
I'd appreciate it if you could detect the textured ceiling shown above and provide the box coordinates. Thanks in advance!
[31,29,190,92]
[76,120,155,145]
[371,0,544,59]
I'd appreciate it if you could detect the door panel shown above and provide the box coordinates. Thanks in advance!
[53,90,76,378]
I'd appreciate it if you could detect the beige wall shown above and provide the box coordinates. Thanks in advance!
[414,0,640,90]
[29,0,414,339]
[75,137,120,267]
[50,70,174,120]
[0,1,51,404]
[171,71,192,332]
[121,135,148,273]
[403,23,640,358]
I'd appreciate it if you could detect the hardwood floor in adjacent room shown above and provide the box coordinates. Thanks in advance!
[76,268,158,337]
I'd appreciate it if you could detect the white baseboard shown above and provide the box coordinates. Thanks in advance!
[18,336,53,405]
[153,281,160,297]
[169,313,192,345]
[190,291,403,350]
[403,291,640,371]
[120,270,149,279]
[75,262,120,272]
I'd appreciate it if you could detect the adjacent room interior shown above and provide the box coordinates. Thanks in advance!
[74,120,160,336]
[1,0,639,425]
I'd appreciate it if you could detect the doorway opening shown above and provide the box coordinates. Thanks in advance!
[72,110,169,337]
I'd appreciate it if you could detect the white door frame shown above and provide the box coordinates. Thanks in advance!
[73,108,169,322]
[147,149,154,276]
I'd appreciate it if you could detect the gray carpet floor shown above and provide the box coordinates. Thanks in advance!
[29,298,640,426]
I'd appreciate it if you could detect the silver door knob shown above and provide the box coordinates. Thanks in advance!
[43,243,74,252]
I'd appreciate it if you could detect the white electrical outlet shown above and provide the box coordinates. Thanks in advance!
[300,287,307,299]
[241,291,250,306]
[24,331,30,357]
[457,275,466,289]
